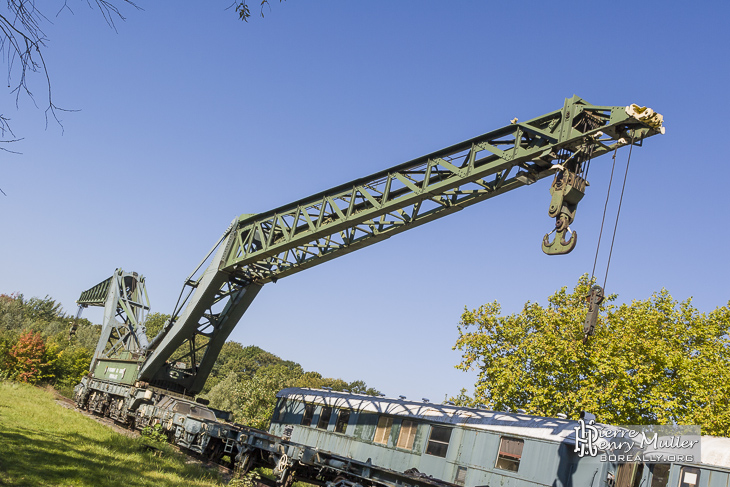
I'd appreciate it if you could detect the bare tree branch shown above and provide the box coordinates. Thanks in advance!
[0,137,22,154]
[0,0,139,136]
[0,1,139,197]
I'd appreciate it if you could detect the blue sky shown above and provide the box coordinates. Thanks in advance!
[2,1,729,402]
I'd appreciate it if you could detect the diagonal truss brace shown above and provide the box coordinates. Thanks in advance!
[77,269,151,370]
[137,96,664,396]
[223,96,664,282]
[138,231,262,394]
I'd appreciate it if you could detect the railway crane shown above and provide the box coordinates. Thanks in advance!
[73,96,664,475]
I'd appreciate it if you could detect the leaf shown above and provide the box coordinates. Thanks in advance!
[452,275,730,434]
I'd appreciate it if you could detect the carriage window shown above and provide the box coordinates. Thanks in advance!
[396,420,417,450]
[649,464,670,487]
[272,399,287,422]
[425,425,452,457]
[335,410,350,434]
[495,436,523,472]
[301,403,315,426]
[374,416,393,445]
[454,466,467,486]
[317,406,333,429]
[679,467,700,487]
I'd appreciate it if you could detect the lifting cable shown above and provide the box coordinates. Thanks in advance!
[590,147,619,285]
[602,137,634,289]
[583,136,635,341]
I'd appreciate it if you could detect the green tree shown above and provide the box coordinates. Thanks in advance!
[204,343,304,394]
[292,372,380,394]
[453,276,730,436]
[347,379,381,396]
[208,364,298,429]
[205,344,381,428]
[48,345,93,386]
[0,292,96,389]
[293,371,340,390]
[0,293,27,331]
[144,312,169,339]
[0,333,14,376]
[24,296,64,322]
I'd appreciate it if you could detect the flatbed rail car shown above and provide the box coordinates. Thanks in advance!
[76,374,283,465]
[266,388,730,487]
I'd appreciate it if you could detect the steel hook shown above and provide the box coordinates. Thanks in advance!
[542,226,577,255]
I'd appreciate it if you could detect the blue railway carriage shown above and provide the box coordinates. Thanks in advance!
[267,388,730,487]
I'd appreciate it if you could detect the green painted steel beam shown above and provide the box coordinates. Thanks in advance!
[78,269,151,375]
[77,276,113,306]
[221,96,663,283]
[137,96,664,396]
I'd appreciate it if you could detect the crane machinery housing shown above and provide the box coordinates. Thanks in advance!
[72,96,671,487]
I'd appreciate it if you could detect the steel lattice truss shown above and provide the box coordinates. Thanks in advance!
[222,96,660,282]
[137,96,664,395]
[158,278,258,393]
[77,276,113,306]
[139,241,262,394]
[77,269,151,366]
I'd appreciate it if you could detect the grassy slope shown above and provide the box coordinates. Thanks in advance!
[0,381,225,487]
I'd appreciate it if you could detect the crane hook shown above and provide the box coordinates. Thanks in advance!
[541,165,586,255]
[542,216,577,255]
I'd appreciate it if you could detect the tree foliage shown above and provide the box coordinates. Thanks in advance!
[0,290,380,429]
[453,276,730,436]
[0,293,99,390]
[144,312,168,340]
[8,330,49,382]
[207,366,294,430]
[205,343,380,428]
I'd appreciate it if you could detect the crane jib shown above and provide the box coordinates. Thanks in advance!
[78,95,664,396]
[222,96,663,281]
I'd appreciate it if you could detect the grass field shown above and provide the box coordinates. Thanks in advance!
[0,381,227,487]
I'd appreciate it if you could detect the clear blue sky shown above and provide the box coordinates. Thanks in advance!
[2,1,729,402]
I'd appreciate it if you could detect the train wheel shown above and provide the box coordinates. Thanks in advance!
[75,392,88,410]
[206,441,223,464]
[236,452,253,476]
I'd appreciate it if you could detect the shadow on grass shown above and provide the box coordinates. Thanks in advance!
[0,427,216,487]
